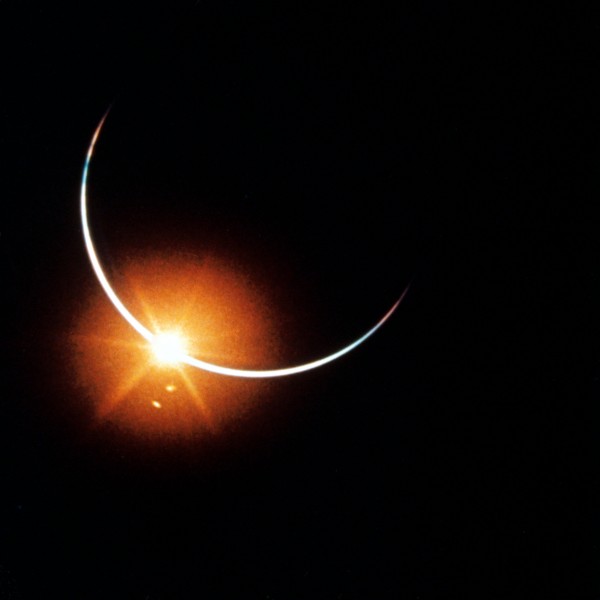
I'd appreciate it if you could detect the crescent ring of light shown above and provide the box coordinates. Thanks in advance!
[80,110,409,378]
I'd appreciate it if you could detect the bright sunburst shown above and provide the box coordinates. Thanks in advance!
[151,332,188,365]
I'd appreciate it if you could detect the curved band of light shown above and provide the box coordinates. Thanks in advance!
[80,111,408,378]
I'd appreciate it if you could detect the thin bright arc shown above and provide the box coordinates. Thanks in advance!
[81,112,154,344]
[80,110,408,378]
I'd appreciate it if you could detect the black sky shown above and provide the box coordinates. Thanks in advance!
[1,3,598,598]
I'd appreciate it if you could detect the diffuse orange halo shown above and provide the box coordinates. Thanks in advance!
[80,109,408,378]
[70,251,284,437]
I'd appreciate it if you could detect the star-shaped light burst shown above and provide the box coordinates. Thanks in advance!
[69,250,288,438]
[151,332,188,366]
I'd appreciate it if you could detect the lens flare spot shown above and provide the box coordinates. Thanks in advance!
[151,332,187,365]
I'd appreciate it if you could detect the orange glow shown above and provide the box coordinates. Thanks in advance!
[69,251,282,439]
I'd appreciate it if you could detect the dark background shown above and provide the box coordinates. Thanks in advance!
[1,2,598,598]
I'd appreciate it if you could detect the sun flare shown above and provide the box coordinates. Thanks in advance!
[151,332,188,365]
